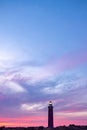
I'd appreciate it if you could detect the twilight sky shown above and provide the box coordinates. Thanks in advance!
[0,0,87,127]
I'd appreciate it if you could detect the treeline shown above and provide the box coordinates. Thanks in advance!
[0,125,87,130]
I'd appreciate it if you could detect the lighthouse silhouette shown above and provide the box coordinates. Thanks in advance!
[48,101,54,128]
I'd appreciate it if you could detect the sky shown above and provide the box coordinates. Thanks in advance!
[0,0,87,127]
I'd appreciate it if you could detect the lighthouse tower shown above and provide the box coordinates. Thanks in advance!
[48,101,54,128]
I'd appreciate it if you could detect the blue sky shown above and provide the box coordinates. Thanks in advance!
[0,0,87,127]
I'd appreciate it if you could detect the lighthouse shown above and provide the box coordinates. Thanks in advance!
[48,101,54,128]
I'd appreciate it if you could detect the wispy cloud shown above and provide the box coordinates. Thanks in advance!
[42,76,87,95]
[45,51,87,75]
[21,102,47,111]
[0,77,26,94]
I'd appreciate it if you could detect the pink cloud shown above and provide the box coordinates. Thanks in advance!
[0,116,47,127]
[0,112,87,127]
[46,51,87,75]
[54,118,87,126]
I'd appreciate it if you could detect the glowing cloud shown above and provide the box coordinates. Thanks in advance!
[21,103,46,111]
